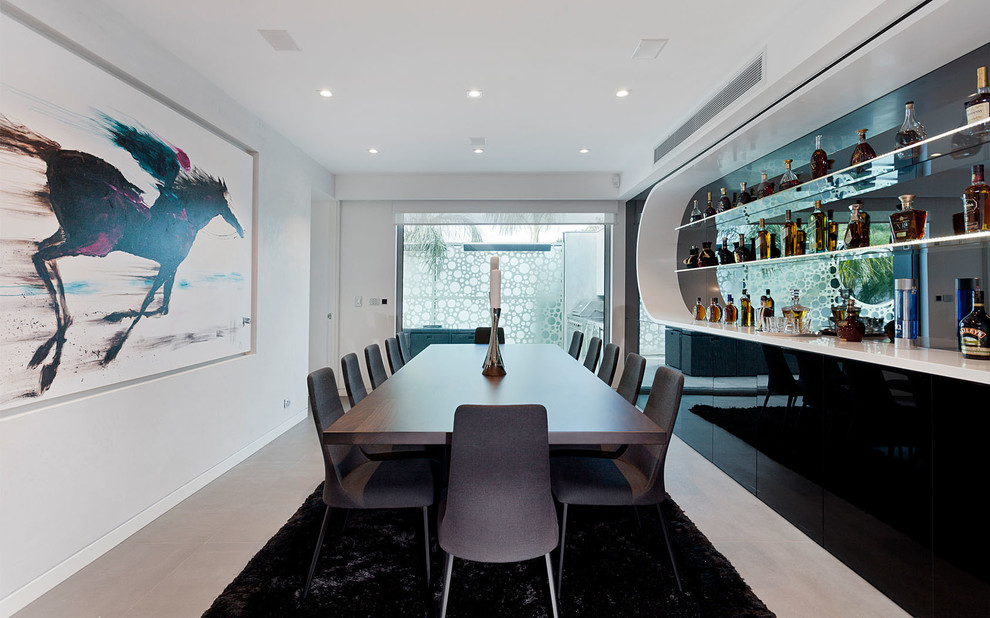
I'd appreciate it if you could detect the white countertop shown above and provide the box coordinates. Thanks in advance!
[661,318,990,385]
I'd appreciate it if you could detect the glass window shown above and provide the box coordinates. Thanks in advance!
[399,220,608,350]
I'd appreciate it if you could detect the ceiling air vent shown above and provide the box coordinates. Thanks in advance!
[653,52,765,164]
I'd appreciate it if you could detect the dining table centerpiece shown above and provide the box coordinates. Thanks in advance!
[482,255,506,376]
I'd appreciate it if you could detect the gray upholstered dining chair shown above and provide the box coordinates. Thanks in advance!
[341,352,426,460]
[385,337,404,374]
[566,331,583,359]
[438,404,559,618]
[550,365,685,597]
[616,353,647,405]
[596,343,620,386]
[340,352,368,408]
[582,336,602,372]
[304,367,438,597]
[473,326,505,344]
[364,343,389,389]
[398,332,413,363]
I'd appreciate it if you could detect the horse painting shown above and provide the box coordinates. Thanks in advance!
[0,114,244,394]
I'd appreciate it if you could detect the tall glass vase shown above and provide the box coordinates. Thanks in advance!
[482,308,505,376]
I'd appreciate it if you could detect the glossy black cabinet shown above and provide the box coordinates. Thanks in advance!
[670,336,990,616]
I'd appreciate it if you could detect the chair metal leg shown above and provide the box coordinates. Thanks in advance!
[545,553,560,618]
[303,505,333,598]
[422,506,431,589]
[339,508,351,534]
[439,553,454,618]
[557,503,568,598]
[656,504,683,592]
[632,504,642,528]
[762,392,771,410]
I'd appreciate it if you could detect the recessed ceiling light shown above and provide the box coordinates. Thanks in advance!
[318,89,333,98]
[616,89,630,98]
[578,148,590,154]
[466,89,483,98]
[473,148,484,154]
[368,148,379,154]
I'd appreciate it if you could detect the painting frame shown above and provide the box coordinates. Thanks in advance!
[0,10,256,410]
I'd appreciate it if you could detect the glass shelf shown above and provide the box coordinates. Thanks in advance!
[675,230,990,273]
[675,118,990,232]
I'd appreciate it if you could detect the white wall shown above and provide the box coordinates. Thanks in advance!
[0,1,334,613]
[338,201,397,390]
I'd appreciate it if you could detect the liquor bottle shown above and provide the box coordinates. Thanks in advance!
[779,159,800,190]
[756,171,774,198]
[794,218,807,255]
[698,241,718,267]
[704,191,717,218]
[957,278,979,350]
[733,233,749,263]
[889,194,927,242]
[844,201,870,248]
[756,218,771,260]
[740,288,755,327]
[718,187,733,212]
[785,289,810,333]
[850,129,877,173]
[959,289,990,360]
[724,295,738,324]
[831,288,852,324]
[769,233,781,258]
[693,297,706,321]
[964,164,989,231]
[689,199,703,223]
[764,289,775,317]
[810,134,829,179]
[782,210,795,257]
[738,182,752,204]
[965,66,990,137]
[895,101,926,160]
[811,201,827,253]
[717,239,735,265]
[682,246,699,269]
[826,208,839,251]
[708,298,723,323]
[837,298,866,342]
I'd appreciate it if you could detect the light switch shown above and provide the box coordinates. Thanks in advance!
[354,296,362,307]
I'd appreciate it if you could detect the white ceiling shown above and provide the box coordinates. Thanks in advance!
[95,0,933,185]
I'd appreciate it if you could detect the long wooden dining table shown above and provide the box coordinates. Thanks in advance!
[323,343,665,446]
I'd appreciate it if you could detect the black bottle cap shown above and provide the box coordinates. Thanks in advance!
[956,278,979,291]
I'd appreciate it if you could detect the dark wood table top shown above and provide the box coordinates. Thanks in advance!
[323,343,665,446]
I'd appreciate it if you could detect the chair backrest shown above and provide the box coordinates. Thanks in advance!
[566,331,584,359]
[364,343,389,389]
[582,336,602,371]
[340,353,368,408]
[307,367,372,505]
[623,366,684,500]
[473,326,506,344]
[596,343,620,386]
[761,344,798,392]
[385,337,404,374]
[616,353,647,405]
[398,332,413,363]
[440,404,558,563]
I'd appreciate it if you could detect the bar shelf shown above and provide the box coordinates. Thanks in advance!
[675,118,990,232]
[676,230,990,273]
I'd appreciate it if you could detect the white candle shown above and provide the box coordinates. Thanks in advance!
[490,269,501,308]
[490,255,499,271]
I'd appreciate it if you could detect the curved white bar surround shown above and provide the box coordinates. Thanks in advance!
[636,0,990,385]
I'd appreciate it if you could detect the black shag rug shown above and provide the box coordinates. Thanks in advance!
[203,483,772,617]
